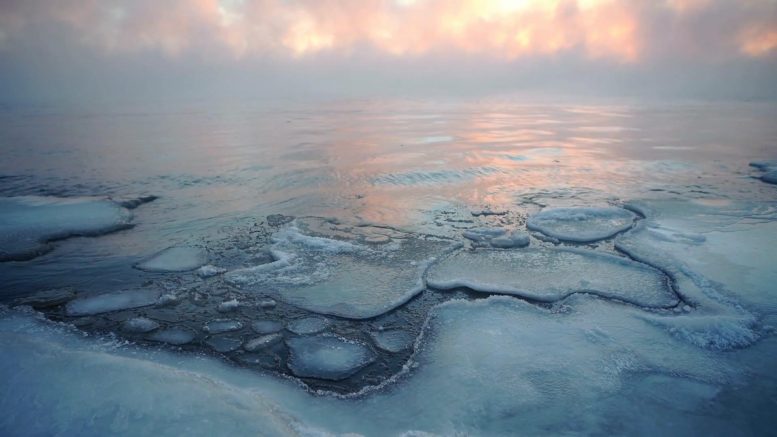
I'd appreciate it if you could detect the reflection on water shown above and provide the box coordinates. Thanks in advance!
[1,99,776,295]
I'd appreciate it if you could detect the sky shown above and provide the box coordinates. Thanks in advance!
[0,0,776,105]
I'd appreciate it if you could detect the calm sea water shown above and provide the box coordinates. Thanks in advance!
[1,99,775,297]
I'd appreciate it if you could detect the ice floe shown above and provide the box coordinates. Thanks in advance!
[65,290,160,316]
[369,329,415,353]
[244,334,283,352]
[489,231,530,248]
[197,264,227,278]
[527,207,637,242]
[135,246,207,272]
[287,317,331,335]
[121,317,160,333]
[203,319,243,334]
[226,219,459,319]
[426,248,676,307]
[462,227,506,242]
[147,328,196,345]
[286,335,376,380]
[0,196,133,261]
[252,320,283,334]
[204,336,243,353]
[217,299,240,312]
[762,171,777,185]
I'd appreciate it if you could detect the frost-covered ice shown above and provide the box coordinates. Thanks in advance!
[286,335,376,380]
[0,196,133,261]
[65,290,160,316]
[244,334,283,351]
[226,219,459,319]
[615,199,776,349]
[426,248,676,307]
[146,328,196,345]
[527,207,637,242]
[287,317,331,335]
[252,320,283,334]
[197,264,227,278]
[369,329,415,353]
[135,246,208,272]
[203,319,243,334]
[0,292,770,435]
[121,317,160,333]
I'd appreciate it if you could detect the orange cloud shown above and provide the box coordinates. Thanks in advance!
[0,0,775,62]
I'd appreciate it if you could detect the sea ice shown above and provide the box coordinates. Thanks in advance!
[490,231,530,248]
[135,246,208,272]
[369,329,415,353]
[146,328,196,345]
[462,227,506,242]
[218,299,240,312]
[204,336,243,353]
[749,160,777,171]
[614,199,776,349]
[197,264,227,278]
[121,317,160,333]
[244,334,283,352]
[252,320,283,334]
[203,319,243,334]
[287,317,331,335]
[426,248,676,307]
[0,295,754,436]
[286,335,376,380]
[527,207,637,242]
[65,290,160,316]
[226,219,459,319]
[0,196,133,261]
[11,288,74,308]
[762,171,777,185]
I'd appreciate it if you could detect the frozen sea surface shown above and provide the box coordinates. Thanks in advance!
[1,100,777,435]
[0,196,134,261]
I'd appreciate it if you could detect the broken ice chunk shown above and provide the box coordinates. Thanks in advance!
[147,328,196,345]
[65,290,160,316]
[251,320,283,334]
[203,319,243,334]
[135,246,208,272]
[244,334,283,351]
[489,231,530,248]
[197,265,227,278]
[121,317,160,333]
[205,336,243,353]
[287,317,332,335]
[218,299,240,312]
[369,329,415,353]
[462,227,507,243]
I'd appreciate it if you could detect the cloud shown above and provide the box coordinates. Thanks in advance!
[2,0,775,61]
[0,0,775,103]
